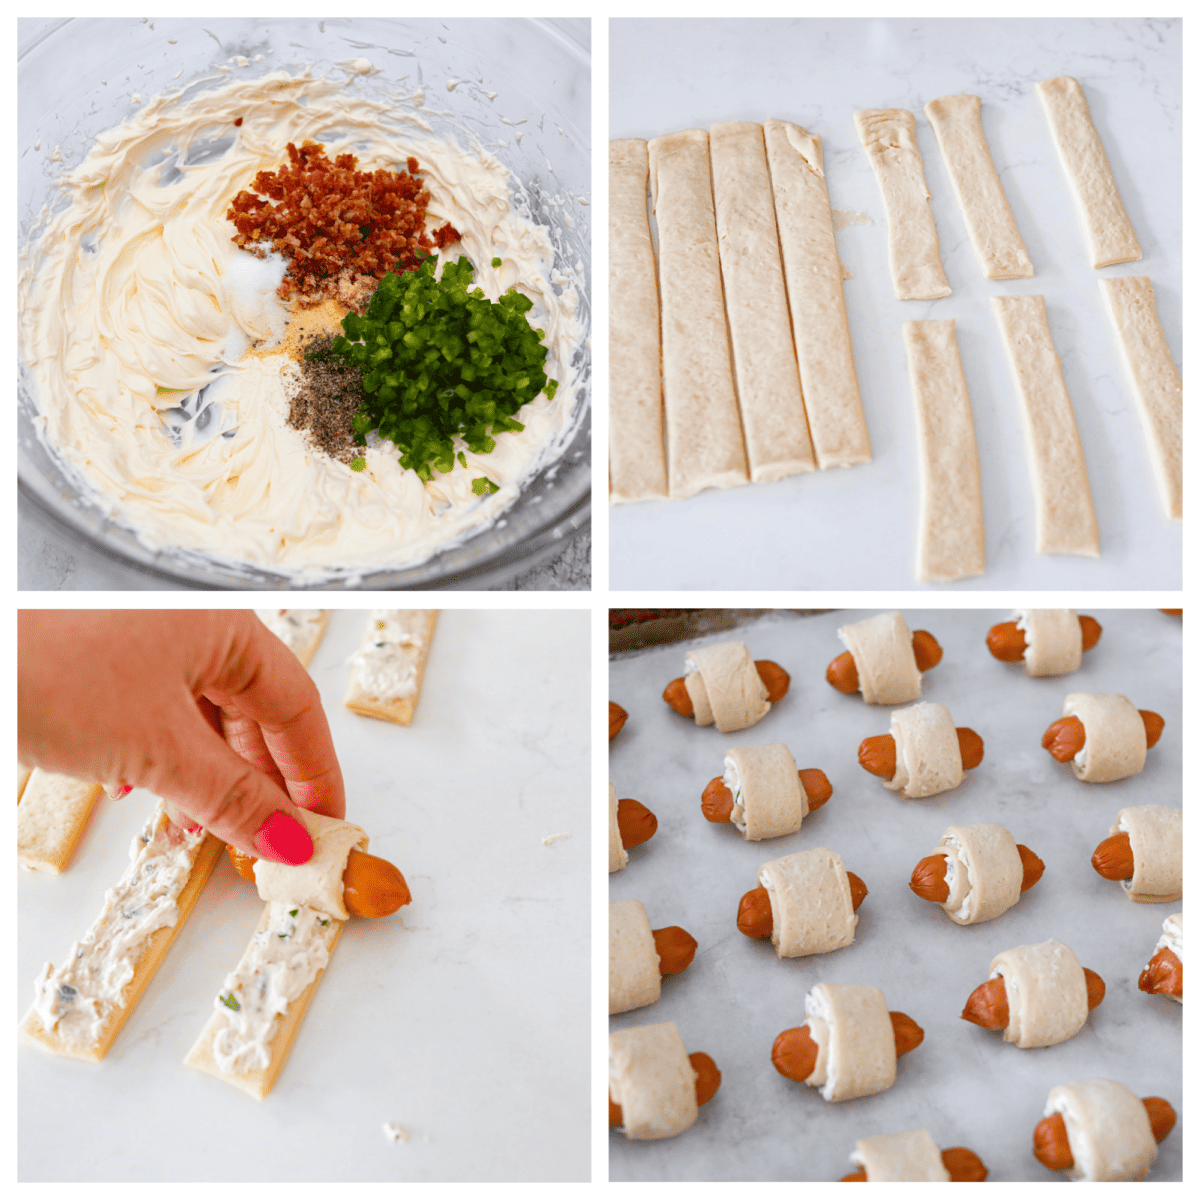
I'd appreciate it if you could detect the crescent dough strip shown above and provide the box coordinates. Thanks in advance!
[884,702,964,799]
[902,319,986,583]
[609,1021,699,1140]
[854,108,950,300]
[254,810,367,922]
[608,138,668,502]
[1147,913,1182,1003]
[683,642,770,733]
[1015,609,1082,676]
[21,802,223,1062]
[1036,76,1141,268]
[710,122,815,483]
[724,743,808,841]
[648,128,748,499]
[851,1128,951,1182]
[256,609,329,668]
[1114,806,1181,903]
[608,783,627,873]
[989,941,1089,1048]
[345,609,438,726]
[1044,1079,1157,1181]
[1062,692,1146,782]
[18,762,32,800]
[804,982,896,1102]
[924,93,1033,279]
[18,769,103,873]
[837,611,921,705]
[1098,275,1182,520]
[759,847,857,959]
[990,294,1100,557]
[937,823,1023,925]
[763,118,871,468]
[609,899,661,1015]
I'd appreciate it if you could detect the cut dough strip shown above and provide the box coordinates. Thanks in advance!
[648,128,748,499]
[854,108,950,300]
[990,294,1100,557]
[902,319,986,583]
[924,93,1033,280]
[710,121,815,483]
[256,609,329,668]
[1036,76,1141,268]
[1098,275,1181,520]
[18,768,103,873]
[21,802,224,1062]
[609,139,668,502]
[763,118,871,468]
[18,761,32,800]
[345,610,438,726]
[609,899,662,1015]
[851,1128,951,1182]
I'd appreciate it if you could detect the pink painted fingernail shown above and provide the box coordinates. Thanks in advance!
[253,811,314,866]
[107,784,134,800]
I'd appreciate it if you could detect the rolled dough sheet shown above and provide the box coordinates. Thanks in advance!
[854,108,950,300]
[1097,276,1181,521]
[609,139,668,503]
[924,93,1033,280]
[710,121,815,483]
[989,294,1100,557]
[1036,76,1142,268]
[762,118,871,468]
[902,320,986,583]
[648,129,748,499]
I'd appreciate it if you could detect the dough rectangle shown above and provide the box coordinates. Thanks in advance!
[902,319,986,583]
[345,610,438,726]
[989,294,1100,557]
[709,121,815,482]
[1036,76,1141,268]
[18,769,103,873]
[648,129,748,499]
[1098,275,1181,520]
[609,139,668,502]
[854,108,950,300]
[763,118,871,468]
[924,93,1033,279]
[256,609,329,668]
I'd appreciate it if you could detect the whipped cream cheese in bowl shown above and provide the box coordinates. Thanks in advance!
[18,18,590,589]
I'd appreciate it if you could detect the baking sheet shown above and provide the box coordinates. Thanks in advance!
[609,18,1181,590]
[608,608,1181,1181]
[19,609,589,1182]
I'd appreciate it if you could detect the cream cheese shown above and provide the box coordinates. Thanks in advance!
[256,608,326,654]
[19,67,585,580]
[348,609,426,700]
[33,804,205,1047]
[721,754,747,834]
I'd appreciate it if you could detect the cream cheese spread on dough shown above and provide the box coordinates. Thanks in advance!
[19,67,584,579]
[347,609,427,700]
[256,609,326,654]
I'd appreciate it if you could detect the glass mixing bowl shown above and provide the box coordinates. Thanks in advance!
[18,17,590,590]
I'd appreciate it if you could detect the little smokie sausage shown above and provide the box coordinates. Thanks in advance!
[608,1051,722,1128]
[858,727,984,780]
[652,926,698,976]
[986,615,1102,662]
[609,702,628,741]
[226,844,411,918]
[663,660,790,716]
[1042,709,1164,763]
[962,968,1105,1030]
[737,873,868,939]
[701,769,833,824]
[772,1010,924,1081]
[1139,949,1183,1000]
[826,629,942,695]
[840,1148,988,1182]
[1033,1098,1175,1171]
[909,843,1044,903]
[616,797,657,850]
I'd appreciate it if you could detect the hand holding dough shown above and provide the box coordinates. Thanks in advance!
[1041,692,1162,781]
[826,612,941,703]
[662,642,787,732]
[608,1021,720,1139]
[609,783,658,873]
[701,743,831,840]
[1138,912,1182,1002]
[842,1129,988,1182]
[609,899,698,1015]
[1090,805,1181,903]
[857,702,980,798]
[987,609,1102,676]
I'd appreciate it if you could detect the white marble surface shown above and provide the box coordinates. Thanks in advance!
[609,19,1181,590]
[608,608,1181,1181]
[19,609,589,1181]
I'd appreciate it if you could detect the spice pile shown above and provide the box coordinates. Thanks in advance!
[286,335,364,464]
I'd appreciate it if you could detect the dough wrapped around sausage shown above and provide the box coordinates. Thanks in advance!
[1015,609,1083,676]
[609,900,661,1015]
[1145,912,1183,1003]
[253,809,368,922]
[989,941,1089,1048]
[837,612,922,705]
[609,783,627,874]
[850,1128,951,1182]
[724,743,809,840]
[803,983,896,1102]
[885,702,965,799]
[1112,805,1182,903]
[683,641,770,733]
[609,1021,699,1140]
[935,823,1024,925]
[1043,1079,1158,1181]
[758,847,857,959]
[1062,693,1146,782]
